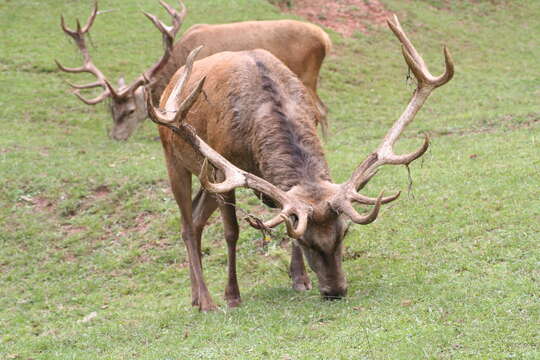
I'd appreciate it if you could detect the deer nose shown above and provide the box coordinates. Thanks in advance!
[321,287,347,300]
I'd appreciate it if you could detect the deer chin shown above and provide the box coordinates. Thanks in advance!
[109,118,144,141]
[109,126,131,141]
[300,243,348,300]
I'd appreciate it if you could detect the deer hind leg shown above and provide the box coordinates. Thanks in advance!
[169,165,217,311]
[217,191,241,308]
[290,242,312,291]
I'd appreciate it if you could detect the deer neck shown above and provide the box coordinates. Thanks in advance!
[151,50,188,105]
[251,101,331,192]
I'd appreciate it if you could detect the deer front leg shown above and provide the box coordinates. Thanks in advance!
[191,189,220,308]
[218,191,241,308]
[290,242,312,291]
[168,165,216,311]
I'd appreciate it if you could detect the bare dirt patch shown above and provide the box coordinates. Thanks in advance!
[274,0,391,36]
[61,224,87,236]
[35,196,54,211]
[134,212,156,234]
[19,195,55,213]
[139,238,173,252]
[92,185,111,199]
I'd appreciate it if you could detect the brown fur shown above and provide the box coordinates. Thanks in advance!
[155,20,331,107]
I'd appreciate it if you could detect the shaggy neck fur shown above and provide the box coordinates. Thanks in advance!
[229,53,330,191]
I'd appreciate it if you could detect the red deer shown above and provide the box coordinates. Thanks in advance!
[146,15,454,311]
[56,1,331,140]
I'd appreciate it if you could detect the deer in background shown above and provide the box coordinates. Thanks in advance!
[56,1,331,140]
[146,16,454,311]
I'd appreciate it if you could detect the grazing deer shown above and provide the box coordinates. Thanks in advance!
[56,1,331,140]
[146,15,454,311]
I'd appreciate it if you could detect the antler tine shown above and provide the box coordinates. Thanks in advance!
[112,0,189,98]
[57,1,116,104]
[341,192,384,225]
[60,1,98,36]
[82,1,98,33]
[160,0,186,31]
[200,158,242,193]
[143,12,172,42]
[145,45,203,126]
[386,15,427,72]
[245,204,310,238]
[60,15,74,36]
[376,14,453,163]
[147,47,312,239]
[334,15,454,223]
[387,15,454,88]
[351,191,401,205]
[54,59,85,74]
[58,2,99,69]
[174,45,203,105]
[281,212,309,239]
[65,80,103,90]
[73,89,111,105]
[143,0,185,43]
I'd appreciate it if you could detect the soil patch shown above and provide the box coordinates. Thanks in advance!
[134,212,156,234]
[61,224,87,236]
[92,185,111,199]
[274,0,391,36]
[20,195,55,213]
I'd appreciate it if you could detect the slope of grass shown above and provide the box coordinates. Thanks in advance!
[1,0,538,359]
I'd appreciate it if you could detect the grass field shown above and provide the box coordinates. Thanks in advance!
[1,0,539,358]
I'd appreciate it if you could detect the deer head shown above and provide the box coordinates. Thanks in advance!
[56,1,186,140]
[148,15,454,301]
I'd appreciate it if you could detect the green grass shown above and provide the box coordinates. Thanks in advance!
[1,0,539,358]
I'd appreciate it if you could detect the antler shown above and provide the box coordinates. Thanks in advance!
[129,0,187,89]
[55,1,113,104]
[332,14,454,224]
[56,1,186,104]
[146,47,312,239]
[116,0,187,95]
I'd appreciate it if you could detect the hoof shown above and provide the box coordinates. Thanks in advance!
[292,276,312,291]
[226,297,242,308]
[198,301,218,312]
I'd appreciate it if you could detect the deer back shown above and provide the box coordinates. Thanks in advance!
[158,49,329,190]
[153,20,331,104]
